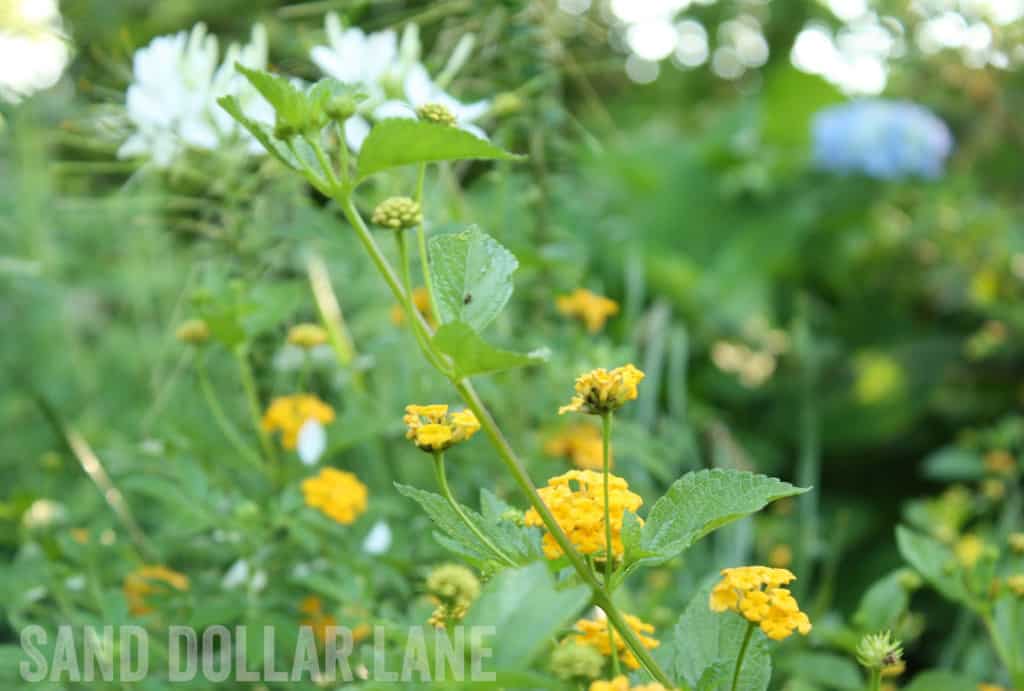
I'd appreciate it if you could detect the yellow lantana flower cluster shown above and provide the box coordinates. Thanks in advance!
[403,404,480,453]
[573,613,660,671]
[287,323,328,349]
[709,566,812,641]
[590,677,667,691]
[390,286,433,326]
[544,424,609,471]
[261,394,336,449]
[524,470,642,560]
[556,288,620,333]
[301,468,368,525]
[123,565,190,615]
[559,365,644,416]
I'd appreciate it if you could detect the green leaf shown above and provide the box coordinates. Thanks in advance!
[853,571,910,632]
[429,226,518,332]
[356,119,522,180]
[638,469,809,566]
[217,95,298,170]
[235,64,311,132]
[672,582,771,691]
[777,652,863,690]
[922,446,985,481]
[464,562,589,670]
[901,670,975,691]
[431,321,548,378]
[895,526,973,607]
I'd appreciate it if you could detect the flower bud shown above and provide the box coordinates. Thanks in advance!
[288,323,328,349]
[550,642,605,682]
[416,102,456,126]
[856,631,903,671]
[176,318,210,345]
[372,196,422,230]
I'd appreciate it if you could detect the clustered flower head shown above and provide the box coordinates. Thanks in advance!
[176,318,210,345]
[856,631,904,672]
[709,566,812,641]
[544,424,609,471]
[549,642,605,683]
[426,563,480,628]
[812,99,953,180]
[261,394,335,449]
[301,468,368,525]
[298,595,337,645]
[371,196,422,230]
[524,470,643,560]
[287,323,328,349]
[984,450,1017,476]
[590,677,667,691]
[391,286,433,326]
[572,613,659,671]
[559,365,645,416]
[403,404,480,453]
[123,565,189,615]
[416,102,456,126]
[556,288,620,334]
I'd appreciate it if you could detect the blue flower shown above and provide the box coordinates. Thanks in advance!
[812,100,954,180]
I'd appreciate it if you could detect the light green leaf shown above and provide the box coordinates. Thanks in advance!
[895,526,973,607]
[356,119,523,180]
[235,64,311,132]
[464,562,589,670]
[217,95,298,170]
[430,226,518,332]
[777,652,863,690]
[853,571,910,632]
[901,670,974,691]
[638,469,809,565]
[431,321,548,378]
[922,446,985,481]
[673,582,772,691]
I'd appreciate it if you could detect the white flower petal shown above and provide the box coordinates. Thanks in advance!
[344,116,372,151]
[297,420,327,465]
[362,521,392,555]
[222,559,250,589]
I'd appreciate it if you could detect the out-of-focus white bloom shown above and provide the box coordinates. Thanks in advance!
[22,499,66,529]
[362,520,392,555]
[65,575,86,591]
[119,23,272,168]
[222,559,250,589]
[297,420,327,465]
[309,12,489,149]
[0,0,71,103]
[250,569,267,593]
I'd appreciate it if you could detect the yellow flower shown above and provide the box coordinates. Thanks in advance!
[984,450,1017,476]
[1009,533,1024,553]
[573,614,659,671]
[955,534,985,568]
[1007,575,1024,597]
[390,286,434,326]
[544,424,609,471]
[403,404,480,452]
[299,596,337,645]
[978,685,1009,691]
[560,365,645,416]
[523,470,643,560]
[301,468,368,525]
[287,323,328,349]
[175,318,209,345]
[261,394,336,450]
[556,288,620,333]
[769,544,793,569]
[709,566,812,641]
[123,565,189,615]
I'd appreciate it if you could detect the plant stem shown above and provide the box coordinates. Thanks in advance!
[602,411,622,676]
[306,253,364,392]
[195,357,264,470]
[235,347,279,473]
[731,621,756,691]
[867,668,881,691]
[395,231,450,374]
[414,162,440,324]
[337,192,679,690]
[432,451,516,567]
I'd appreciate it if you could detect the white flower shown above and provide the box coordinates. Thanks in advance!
[374,63,490,140]
[119,23,272,167]
[222,559,250,589]
[22,499,65,529]
[362,521,392,555]
[297,420,327,465]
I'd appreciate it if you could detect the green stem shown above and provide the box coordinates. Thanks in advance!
[337,193,679,690]
[602,411,621,676]
[866,668,881,691]
[307,135,339,192]
[395,231,450,374]
[731,621,756,691]
[414,162,440,324]
[195,357,264,470]
[235,347,279,472]
[432,451,516,567]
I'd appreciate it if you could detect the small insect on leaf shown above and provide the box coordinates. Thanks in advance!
[463,293,473,305]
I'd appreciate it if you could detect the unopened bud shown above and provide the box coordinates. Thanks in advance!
[372,196,422,230]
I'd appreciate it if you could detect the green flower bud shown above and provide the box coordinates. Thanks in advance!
[426,563,480,608]
[896,568,922,591]
[371,196,422,230]
[491,92,523,117]
[549,642,604,682]
[176,319,210,345]
[416,103,456,126]
[856,631,903,670]
[325,95,359,121]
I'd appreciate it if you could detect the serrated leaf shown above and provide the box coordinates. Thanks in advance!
[431,321,547,378]
[430,226,517,332]
[356,119,523,180]
[236,64,309,130]
[673,582,772,691]
[395,483,492,563]
[217,95,298,170]
[895,526,973,607]
[638,469,809,565]
[464,562,589,670]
